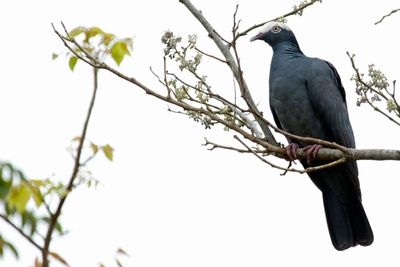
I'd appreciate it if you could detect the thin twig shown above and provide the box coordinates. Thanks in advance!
[195,47,227,63]
[42,62,99,266]
[375,8,400,25]
[163,57,172,99]
[234,135,301,173]
[234,0,321,40]
[203,137,266,153]
[0,213,43,252]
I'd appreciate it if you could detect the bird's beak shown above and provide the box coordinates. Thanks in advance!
[250,32,263,42]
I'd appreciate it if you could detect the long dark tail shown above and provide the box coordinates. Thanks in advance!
[323,191,374,250]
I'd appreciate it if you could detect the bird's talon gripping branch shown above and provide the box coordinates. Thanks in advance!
[303,144,322,162]
[285,143,299,161]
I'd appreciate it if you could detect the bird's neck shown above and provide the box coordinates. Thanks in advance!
[271,42,304,68]
[272,42,303,56]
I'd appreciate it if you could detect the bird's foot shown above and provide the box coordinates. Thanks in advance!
[302,144,322,163]
[285,143,299,161]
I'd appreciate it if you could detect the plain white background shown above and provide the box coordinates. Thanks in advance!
[1,0,400,266]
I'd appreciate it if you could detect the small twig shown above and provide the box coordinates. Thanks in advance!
[203,137,265,153]
[194,47,227,64]
[234,0,321,40]
[234,135,302,173]
[0,213,43,252]
[163,57,172,98]
[303,158,347,173]
[42,38,100,266]
[375,8,400,25]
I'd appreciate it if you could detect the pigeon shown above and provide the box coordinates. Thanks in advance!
[250,22,373,250]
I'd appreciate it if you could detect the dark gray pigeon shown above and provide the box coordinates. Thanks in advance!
[250,22,373,250]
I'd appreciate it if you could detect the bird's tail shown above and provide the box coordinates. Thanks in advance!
[322,191,374,250]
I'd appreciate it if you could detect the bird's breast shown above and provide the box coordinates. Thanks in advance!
[269,75,327,143]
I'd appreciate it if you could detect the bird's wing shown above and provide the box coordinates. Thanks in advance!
[306,59,360,194]
[306,59,355,148]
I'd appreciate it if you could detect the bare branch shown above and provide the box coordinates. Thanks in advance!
[194,47,227,64]
[203,137,266,153]
[375,8,400,25]
[0,213,43,252]
[234,135,304,173]
[42,36,100,265]
[234,0,321,40]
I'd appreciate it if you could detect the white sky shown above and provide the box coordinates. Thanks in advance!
[1,0,400,266]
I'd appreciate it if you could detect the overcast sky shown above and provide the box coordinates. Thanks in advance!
[1,0,400,266]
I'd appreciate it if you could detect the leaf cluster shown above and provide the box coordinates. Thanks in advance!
[53,26,133,70]
[0,162,64,259]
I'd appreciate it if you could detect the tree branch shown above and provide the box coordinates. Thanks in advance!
[0,213,43,252]
[234,0,321,40]
[41,64,99,267]
[375,8,400,25]
[234,135,349,174]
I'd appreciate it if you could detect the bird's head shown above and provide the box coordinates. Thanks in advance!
[250,22,299,49]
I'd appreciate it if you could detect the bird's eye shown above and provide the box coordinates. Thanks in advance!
[272,26,281,33]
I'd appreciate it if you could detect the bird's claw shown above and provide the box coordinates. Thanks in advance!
[285,143,299,161]
[302,144,322,163]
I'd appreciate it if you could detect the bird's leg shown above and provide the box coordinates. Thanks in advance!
[302,144,322,163]
[285,143,299,161]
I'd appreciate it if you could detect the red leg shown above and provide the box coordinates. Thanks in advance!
[285,143,299,161]
[302,144,322,162]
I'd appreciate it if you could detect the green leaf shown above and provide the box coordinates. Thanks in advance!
[30,186,43,208]
[6,183,31,213]
[101,144,114,161]
[111,41,130,65]
[4,241,19,259]
[52,53,59,60]
[69,26,86,38]
[68,56,78,71]
[90,142,99,155]
[103,33,115,46]
[84,26,104,42]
